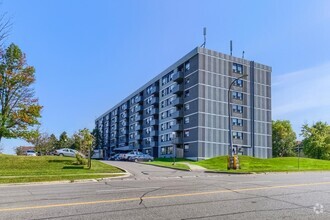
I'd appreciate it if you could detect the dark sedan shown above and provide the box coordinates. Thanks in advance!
[128,154,154,162]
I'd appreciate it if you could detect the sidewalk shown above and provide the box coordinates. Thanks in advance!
[180,163,207,172]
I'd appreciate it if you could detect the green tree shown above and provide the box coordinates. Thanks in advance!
[73,128,94,156]
[272,120,297,157]
[14,146,24,155]
[27,131,53,155]
[0,44,42,143]
[58,131,73,149]
[92,128,102,149]
[48,134,58,150]
[301,122,330,160]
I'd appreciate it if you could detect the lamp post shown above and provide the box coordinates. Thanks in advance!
[228,74,248,169]
[172,131,176,165]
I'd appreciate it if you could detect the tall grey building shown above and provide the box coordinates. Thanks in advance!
[95,47,272,160]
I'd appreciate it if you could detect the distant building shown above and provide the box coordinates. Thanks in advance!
[96,47,272,160]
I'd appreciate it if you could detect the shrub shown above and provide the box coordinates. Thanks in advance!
[76,153,87,165]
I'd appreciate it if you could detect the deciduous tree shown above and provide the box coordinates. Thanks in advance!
[272,120,296,157]
[0,44,42,143]
[301,122,330,160]
[73,128,94,156]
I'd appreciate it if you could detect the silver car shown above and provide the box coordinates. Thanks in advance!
[54,148,78,157]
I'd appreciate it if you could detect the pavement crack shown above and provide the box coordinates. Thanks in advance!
[139,187,162,207]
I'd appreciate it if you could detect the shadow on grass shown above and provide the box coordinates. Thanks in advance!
[62,166,84,170]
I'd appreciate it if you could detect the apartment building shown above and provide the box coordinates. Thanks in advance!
[95,47,272,160]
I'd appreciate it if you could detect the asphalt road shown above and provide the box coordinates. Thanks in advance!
[0,161,330,220]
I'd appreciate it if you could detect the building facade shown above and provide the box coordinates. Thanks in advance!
[95,47,272,160]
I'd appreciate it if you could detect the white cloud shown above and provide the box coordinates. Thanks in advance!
[272,62,330,117]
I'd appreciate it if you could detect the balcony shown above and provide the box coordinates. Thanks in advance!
[150,141,157,147]
[150,86,159,94]
[150,130,158,137]
[150,119,159,126]
[110,140,117,147]
[172,97,183,107]
[172,123,183,131]
[172,84,183,95]
[135,105,143,112]
[172,137,183,144]
[172,110,183,119]
[135,115,142,121]
[173,71,183,82]
[135,96,143,103]
[151,108,159,115]
[135,124,142,131]
[150,97,159,105]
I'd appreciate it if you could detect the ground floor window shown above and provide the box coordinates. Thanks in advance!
[161,146,174,155]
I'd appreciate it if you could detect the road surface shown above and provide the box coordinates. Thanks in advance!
[0,161,329,220]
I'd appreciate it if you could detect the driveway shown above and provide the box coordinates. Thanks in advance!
[102,160,211,180]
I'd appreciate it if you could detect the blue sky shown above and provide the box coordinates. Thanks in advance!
[1,0,329,153]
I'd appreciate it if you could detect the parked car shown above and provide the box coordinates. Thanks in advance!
[128,154,154,162]
[26,150,37,156]
[122,151,144,161]
[109,154,121,161]
[54,148,83,157]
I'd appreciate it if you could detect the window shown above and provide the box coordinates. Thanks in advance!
[184,90,190,97]
[232,118,243,126]
[232,91,243,100]
[161,147,166,155]
[184,130,190,137]
[145,127,151,134]
[233,132,243,140]
[184,117,190,124]
[185,61,190,71]
[185,78,190,84]
[234,79,243,87]
[184,104,190,111]
[232,105,243,113]
[145,149,151,155]
[161,71,174,86]
[232,63,243,74]
[184,144,189,152]
[121,103,127,110]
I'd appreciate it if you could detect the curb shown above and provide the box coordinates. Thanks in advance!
[0,173,129,187]
[204,170,254,175]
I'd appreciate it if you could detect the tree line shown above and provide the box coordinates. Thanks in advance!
[272,120,330,160]
[15,128,95,156]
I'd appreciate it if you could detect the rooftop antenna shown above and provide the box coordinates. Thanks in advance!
[242,51,245,59]
[230,40,233,56]
[201,27,206,48]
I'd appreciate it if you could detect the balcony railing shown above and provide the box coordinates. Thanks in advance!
[173,84,183,95]
[173,71,183,82]
[150,119,159,126]
[172,123,183,131]
[151,108,159,115]
[135,124,142,131]
[172,97,183,107]
[172,137,183,144]
[172,110,183,119]
[150,130,158,136]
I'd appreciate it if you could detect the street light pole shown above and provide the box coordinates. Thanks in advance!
[227,74,248,169]
[172,132,176,165]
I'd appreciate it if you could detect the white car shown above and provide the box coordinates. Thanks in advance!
[26,150,37,156]
[55,148,82,157]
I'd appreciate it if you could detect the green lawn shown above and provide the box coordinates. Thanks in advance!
[0,154,124,183]
[194,156,330,172]
[145,158,192,171]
